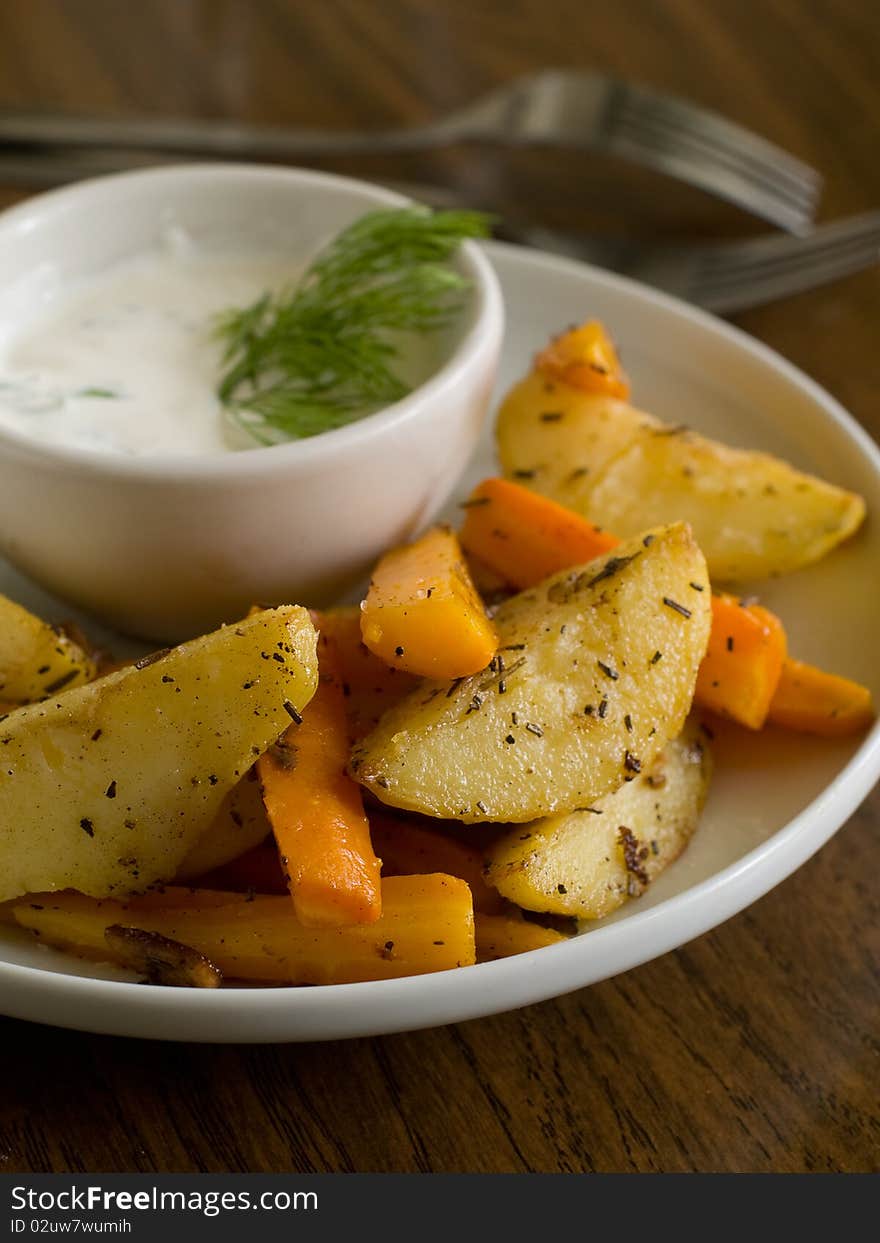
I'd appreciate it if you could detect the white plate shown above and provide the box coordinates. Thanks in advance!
[1,241,878,1042]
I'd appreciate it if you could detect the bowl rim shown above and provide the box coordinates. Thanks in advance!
[0,162,503,480]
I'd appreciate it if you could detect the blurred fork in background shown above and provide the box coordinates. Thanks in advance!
[368,178,876,313]
[482,210,880,313]
[0,70,820,233]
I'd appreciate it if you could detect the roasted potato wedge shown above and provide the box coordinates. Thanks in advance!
[497,374,865,582]
[0,593,96,704]
[0,606,318,902]
[485,717,712,919]
[351,524,711,823]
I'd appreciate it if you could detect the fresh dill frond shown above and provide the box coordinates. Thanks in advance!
[215,207,492,444]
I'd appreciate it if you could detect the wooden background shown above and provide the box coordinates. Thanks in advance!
[0,0,877,1174]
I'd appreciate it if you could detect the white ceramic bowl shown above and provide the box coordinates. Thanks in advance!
[0,165,503,641]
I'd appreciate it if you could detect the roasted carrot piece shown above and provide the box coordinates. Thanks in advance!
[369,811,505,914]
[360,525,499,678]
[535,320,630,399]
[475,913,568,961]
[257,662,382,927]
[694,594,788,730]
[460,476,618,589]
[9,875,476,984]
[767,658,875,736]
[312,606,418,740]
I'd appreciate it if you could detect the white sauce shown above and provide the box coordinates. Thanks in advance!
[0,237,448,456]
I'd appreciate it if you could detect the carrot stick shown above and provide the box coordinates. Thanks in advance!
[257,658,382,927]
[767,658,875,736]
[695,594,788,729]
[10,875,476,984]
[460,477,618,589]
[369,810,505,914]
[360,525,499,678]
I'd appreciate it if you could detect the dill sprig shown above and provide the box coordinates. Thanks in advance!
[215,207,492,444]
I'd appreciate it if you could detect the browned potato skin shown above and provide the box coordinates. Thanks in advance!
[497,373,865,583]
[350,524,711,824]
[485,717,712,919]
[0,606,318,902]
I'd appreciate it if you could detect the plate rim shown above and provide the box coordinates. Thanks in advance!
[1,238,878,1041]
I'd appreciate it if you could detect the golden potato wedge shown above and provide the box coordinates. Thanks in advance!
[0,593,96,704]
[173,768,270,881]
[485,717,712,919]
[497,375,865,582]
[350,524,711,823]
[0,606,318,902]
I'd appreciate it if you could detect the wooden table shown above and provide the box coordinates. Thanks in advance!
[0,0,877,1175]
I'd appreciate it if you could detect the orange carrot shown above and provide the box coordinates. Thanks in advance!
[695,594,788,730]
[767,658,875,736]
[257,660,382,927]
[369,811,505,915]
[360,525,498,678]
[460,476,618,589]
[311,607,418,740]
[535,320,630,399]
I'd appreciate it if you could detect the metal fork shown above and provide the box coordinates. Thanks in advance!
[376,178,879,313]
[0,70,820,233]
[495,213,880,313]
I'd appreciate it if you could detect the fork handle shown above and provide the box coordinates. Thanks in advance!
[0,113,460,159]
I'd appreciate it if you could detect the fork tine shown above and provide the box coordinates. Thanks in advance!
[613,86,818,202]
[695,212,880,278]
[606,85,820,234]
[699,238,880,307]
[485,70,820,233]
[689,213,880,311]
[609,126,816,237]
[611,108,817,223]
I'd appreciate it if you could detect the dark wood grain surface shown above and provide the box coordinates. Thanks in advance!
[0,0,877,1175]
